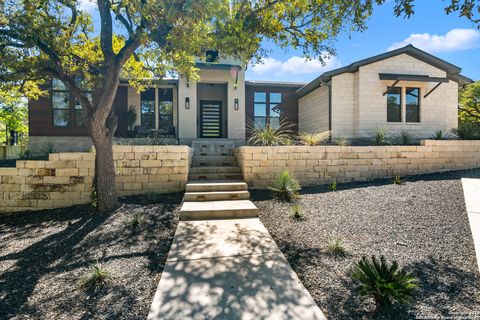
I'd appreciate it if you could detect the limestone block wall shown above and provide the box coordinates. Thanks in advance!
[0,145,191,213]
[298,85,329,133]
[236,140,480,189]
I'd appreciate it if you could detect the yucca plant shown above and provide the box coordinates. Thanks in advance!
[247,120,294,146]
[127,212,146,229]
[370,128,391,146]
[431,130,446,140]
[79,265,113,292]
[298,131,330,146]
[352,255,419,309]
[335,137,350,146]
[268,170,301,202]
[398,130,414,145]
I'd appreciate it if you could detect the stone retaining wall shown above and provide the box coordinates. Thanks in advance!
[236,140,480,188]
[0,145,191,213]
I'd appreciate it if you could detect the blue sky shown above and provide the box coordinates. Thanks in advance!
[246,1,480,83]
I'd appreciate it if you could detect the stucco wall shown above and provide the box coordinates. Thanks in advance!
[0,146,191,213]
[236,140,480,188]
[298,85,329,133]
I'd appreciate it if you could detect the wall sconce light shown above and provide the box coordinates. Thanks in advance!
[186,77,190,88]
[234,98,239,110]
[185,97,190,109]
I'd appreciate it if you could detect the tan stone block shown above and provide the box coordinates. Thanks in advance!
[48,154,60,161]
[46,160,76,169]
[58,153,84,160]
[0,168,18,176]
[148,175,169,182]
[43,176,71,184]
[18,169,34,176]
[56,168,79,176]
[81,153,96,161]
[113,145,133,153]
[51,199,74,207]
[76,160,94,168]
[0,184,21,192]
[113,152,125,160]
[2,175,25,184]
[268,153,289,160]
[123,182,142,191]
[135,175,149,183]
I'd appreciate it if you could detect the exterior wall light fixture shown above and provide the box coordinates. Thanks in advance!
[234,98,239,110]
[185,97,190,109]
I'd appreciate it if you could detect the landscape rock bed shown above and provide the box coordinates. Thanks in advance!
[0,193,182,320]
[253,169,480,319]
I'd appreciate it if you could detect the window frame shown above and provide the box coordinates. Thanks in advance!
[158,88,174,131]
[253,91,282,129]
[386,87,402,123]
[51,79,70,127]
[140,88,156,129]
[405,87,421,123]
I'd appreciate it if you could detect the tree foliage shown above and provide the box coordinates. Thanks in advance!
[459,81,480,123]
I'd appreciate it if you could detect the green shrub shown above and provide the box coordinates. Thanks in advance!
[298,131,330,146]
[329,182,337,192]
[397,130,414,145]
[370,128,391,146]
[41,142,56,155]
[431,130,447,140]
[327,238,346,256]
[393,176,402,185]
[79,265,113,292]
[268,170,301,202]
[290,204,302,219]
[352,255,419,309]
[334,137,350,146]
[451,122,480,140]
[127,212,146,229]
[247,120,294,146]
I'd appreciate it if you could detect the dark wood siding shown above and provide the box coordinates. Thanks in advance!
[29,85,128,137]
[245,84,302,133]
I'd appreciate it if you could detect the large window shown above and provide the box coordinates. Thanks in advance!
[159,88,173,131]
[140,88,155,129]
[387,87,402,123]
[253,92,282,129]
[51,78,70,127]
[406,87,420,123]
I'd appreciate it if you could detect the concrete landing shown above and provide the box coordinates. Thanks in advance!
[461,178,480,273]
[180,200,258,220]
[147,218,326,320]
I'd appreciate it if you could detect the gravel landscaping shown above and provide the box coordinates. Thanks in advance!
[0,193,182,320]
[253,169,480,319]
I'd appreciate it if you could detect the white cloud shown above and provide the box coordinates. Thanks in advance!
[78,0,96,11]
[250,54,341,76]
[388,28,480,53]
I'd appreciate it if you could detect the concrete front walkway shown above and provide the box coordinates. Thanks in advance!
[147,218,326,320]
[462,178,480,273]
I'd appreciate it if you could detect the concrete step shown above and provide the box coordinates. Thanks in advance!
[188,173,243,181]
[185,180,248,192]
[180,200,258,220]
[190,166,242,174]
[191,156,237,167]
[184,190,250,201]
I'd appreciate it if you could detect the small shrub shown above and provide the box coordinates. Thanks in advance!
[329,182,337,191]
[335,137,350,146]
[451,122,480,140]
[327,238,346,256]
[145,136,168,145]
[127,212,146,229]
[41,142,56,155]
[290,204,302,219]
[247,120,294,146]
[431,130,447,140]
[393,176,402,185]
[298,131,330,146]
[370,128,391,146]
[397,130,414,145]
[79,265,113,292]
[352,255,419,309]
[268,170,301,202]
[18,148,31,160]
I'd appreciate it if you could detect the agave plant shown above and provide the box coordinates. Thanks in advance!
[431,130,447,140]
[352,255,419,309]
[268,170,301,202]
[397,130,414,145]
[247,119,294,146]
[298,131,330,146]
[370,128,391,146]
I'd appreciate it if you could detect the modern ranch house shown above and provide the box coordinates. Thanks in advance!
[28,45,472,152]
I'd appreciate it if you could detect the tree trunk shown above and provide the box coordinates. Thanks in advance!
[88,116,119,213]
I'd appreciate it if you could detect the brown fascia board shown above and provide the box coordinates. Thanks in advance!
[297,44,465,97]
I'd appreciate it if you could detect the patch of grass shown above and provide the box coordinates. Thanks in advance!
[393,176,402,185]
[268,170,301,202]
[247,120,294,146]
[126,212,146,230]
[352,255,419,309]
[290,204,303,219]
[329,182,337,192]
[334,137,350,146]
[327,238,346,256]
[298,131,330,146]
[370,128,391,146]
[79,265,113,292]
[431,130,447,140]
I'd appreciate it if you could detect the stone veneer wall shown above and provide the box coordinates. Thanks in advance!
[0,145,191,213]
[236,140,480,188]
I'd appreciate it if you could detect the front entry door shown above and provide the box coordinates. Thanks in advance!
[200,100,223,138]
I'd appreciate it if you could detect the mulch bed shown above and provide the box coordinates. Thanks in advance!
[0,193,182,320]
[253,169,480,319]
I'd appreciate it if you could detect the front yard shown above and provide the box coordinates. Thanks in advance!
[0,193,181,319]
[253,169,480,319]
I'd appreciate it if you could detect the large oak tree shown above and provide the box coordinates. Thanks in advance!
[1,0,478,212]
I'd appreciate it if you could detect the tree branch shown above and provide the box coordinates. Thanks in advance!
[97,0,114,57]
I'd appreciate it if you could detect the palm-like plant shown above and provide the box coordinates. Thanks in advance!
[247,119,294,146]
[352,255,419,309]
[298,131,330,146]
[268,170,301,202]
